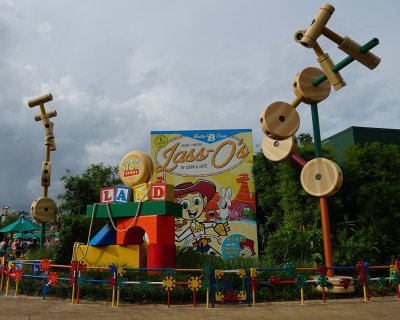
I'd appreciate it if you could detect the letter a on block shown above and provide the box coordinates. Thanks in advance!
[115,186,130,203]
[100,187,115,204]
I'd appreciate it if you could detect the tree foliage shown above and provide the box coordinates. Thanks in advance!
[331,142,400,264]
[254,138,400,266]
[58,163,121,215]
[54,163,122,264]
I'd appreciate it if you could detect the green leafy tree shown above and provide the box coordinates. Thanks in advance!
[297,133,313,147]
[58,163,121,215]
[252,152,283,253]
[54,163,122,264]
[332,142,400,265]
[253,135,334,265]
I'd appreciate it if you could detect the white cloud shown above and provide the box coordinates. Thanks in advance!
[37,21,52,35]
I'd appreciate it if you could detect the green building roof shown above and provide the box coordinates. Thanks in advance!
[322,126,400,163]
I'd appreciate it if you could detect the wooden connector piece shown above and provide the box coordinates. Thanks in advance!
[317,53,346,91]
[300,3,335,48]
[338,36,381,70]
[41,161,52,187]
[34,110,57,122]
[321,27,344,45]
[28,93,53,108]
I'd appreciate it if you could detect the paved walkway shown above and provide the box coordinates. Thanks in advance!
[0,294,399,320]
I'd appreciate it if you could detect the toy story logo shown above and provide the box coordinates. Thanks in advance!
[121,159,141,177]
[151,129,258,259]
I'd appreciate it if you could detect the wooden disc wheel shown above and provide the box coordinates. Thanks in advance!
[119,151,154,187]
[31,197,57,223]
[300,158,343,197]
[293,67,331,104]
[261,135,296,162]
[259,101,300,140]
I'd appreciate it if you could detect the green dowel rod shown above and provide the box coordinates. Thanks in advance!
[311,103,322,157]
[360,38,379,53]
[312,38,380,87]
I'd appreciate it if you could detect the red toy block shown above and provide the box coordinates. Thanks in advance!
[116,215,175,245]
[100,187,115,204]
[147,243,176,269]
[149,182,174,201]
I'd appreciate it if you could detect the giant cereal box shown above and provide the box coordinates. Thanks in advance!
[150,129,258,258]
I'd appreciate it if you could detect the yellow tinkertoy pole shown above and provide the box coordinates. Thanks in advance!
[112,286,115,307]
[14,281,19,296]
[250,268,256,307]
[71,283,76,304]
[300,288,304,305]
[5,276,10,296]
[117,287,120,307]
[363,285,367,302]
[0,257,4,289]
[5,261,12,296]
[206,288,209,308]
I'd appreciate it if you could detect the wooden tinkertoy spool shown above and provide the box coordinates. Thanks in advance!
[119,151,154,187]
[300,158,343,197]
[261,135,297,162]
[31,197,57,223]
[259,101,300,140]
[292,67,331,104]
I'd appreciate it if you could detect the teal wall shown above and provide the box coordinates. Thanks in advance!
[322,126,400,163]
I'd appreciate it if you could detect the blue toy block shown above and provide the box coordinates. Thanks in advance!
[89,223,116,246]
[114,185,131,203]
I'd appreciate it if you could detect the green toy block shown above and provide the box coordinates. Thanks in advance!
[86,201,182,219]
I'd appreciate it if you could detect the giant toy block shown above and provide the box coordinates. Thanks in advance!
[73,244,146,268]
[80,150,181,270]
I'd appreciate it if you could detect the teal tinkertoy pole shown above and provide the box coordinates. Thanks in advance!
[311,103,322,157]
[41,223,46,249]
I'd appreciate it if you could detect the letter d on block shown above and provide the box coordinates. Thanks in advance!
[152,185,165,200]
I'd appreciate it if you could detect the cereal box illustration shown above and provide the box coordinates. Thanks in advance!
[150,129,258,258]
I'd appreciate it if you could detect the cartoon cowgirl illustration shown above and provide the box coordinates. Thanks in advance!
[174,179,230,254]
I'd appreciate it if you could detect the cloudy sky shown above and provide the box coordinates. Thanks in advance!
[0,0,398,212]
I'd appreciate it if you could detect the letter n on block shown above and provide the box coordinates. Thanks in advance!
[133,183,149,202]
[100,187,115,204]
[149,182,174,201]
[114,185,131,203]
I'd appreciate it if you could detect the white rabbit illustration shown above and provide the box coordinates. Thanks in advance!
[217,187,232,220]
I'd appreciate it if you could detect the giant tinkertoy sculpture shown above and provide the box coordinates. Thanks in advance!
[259,4,380,278]
[28,93,58,248]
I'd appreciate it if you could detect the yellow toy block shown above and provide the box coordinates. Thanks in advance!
[132,183,149,202]
[73,244,146,268]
